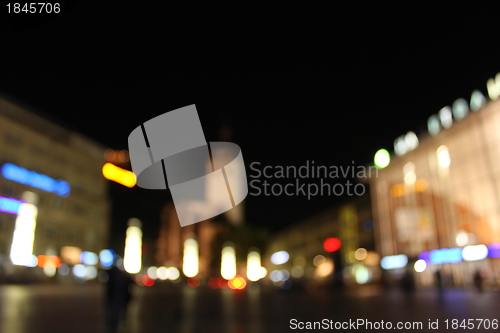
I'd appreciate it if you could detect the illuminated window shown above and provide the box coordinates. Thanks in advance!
[54,155,67,166]
[437,145,451,169]
[67,229,79,243]
[2,183,15,196]
[30,144,48,156]
[74,162,85,174]
[4,133,24,147]
[51,197,64,210]
[0,216,7,231]
[85,231,96,247]
[44,225,58,239]
[73,203,85,215]
[92,209,102,218]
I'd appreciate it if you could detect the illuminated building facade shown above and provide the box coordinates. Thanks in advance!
[155,123,246,280]
[155,202,229,279]
[371,94,500,287]
[264,194,376,288]
[0,95,110,279]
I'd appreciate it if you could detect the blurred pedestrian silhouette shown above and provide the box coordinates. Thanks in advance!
[401,268,415,293]
[473,269,484,292]
[435,269,443,293]
[333,269,345,291]
[105,259,134,333]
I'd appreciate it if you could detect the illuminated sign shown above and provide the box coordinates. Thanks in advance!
[0,196,24,214]
[418,251,430,262]
[380,254,408,270]
[429,248,462,264]
[1,163,70,197]
[102,163,136,188]
[488,243,500,258]
[10,203,38,266]
[37,255,61,268]
[462,244,488,261]
[99,249,115,267]
[80,251,99,265]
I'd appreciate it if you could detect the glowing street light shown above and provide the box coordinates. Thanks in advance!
[183,238,199,278]
[10,191,38,266]
[439,106,453,129]
[487,74,500,100]
[437,145,451,169]
[102,163,136,188]
[374,149,390,169]
[414,259,426,272]
[221,243,236,280]
[123,218,142,274]
[247,250,263,282]
[470,90,486,111]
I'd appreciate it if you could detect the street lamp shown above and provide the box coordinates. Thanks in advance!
[124,218,142,274]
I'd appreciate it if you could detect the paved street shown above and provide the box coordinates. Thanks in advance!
[1,283,499,333]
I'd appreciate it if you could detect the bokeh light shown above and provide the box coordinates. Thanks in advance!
[228,275,246,290]
[414,259,427,273]
[270,251,289,265]
[354,248,367,261]
[374,149,390,169]
[313,255,326,267]
[323,238,341,252]
[187,277,200,288]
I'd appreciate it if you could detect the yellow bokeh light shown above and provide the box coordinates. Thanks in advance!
[354,248,367,260]
[102,163,136,188]
[313,255,326,267]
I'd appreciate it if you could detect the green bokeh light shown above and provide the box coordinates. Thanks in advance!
[374,149,390,169]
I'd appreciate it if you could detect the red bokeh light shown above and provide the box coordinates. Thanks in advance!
[142,275,155,287]
[324,238,341,252]
[37,255,61,268]
[218,278,229,289]
[187,277,200,288]
[208,277,220,289]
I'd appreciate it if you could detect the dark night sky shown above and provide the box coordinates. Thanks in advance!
[1,3,499,246]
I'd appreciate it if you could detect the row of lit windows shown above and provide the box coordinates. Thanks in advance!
[0,220,100,252]
[0,182,104,219]
[0,153,105,199]
[2,132,103,179]
[36,225,84,243]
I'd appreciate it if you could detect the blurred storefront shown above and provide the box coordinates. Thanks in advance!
[155,124,246,282]
[155,202,228,279]
[371,85,500,288]
[264,193,377,290]
[0,95,110,282]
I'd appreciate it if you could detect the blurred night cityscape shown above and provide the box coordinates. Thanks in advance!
[2,4,500,332]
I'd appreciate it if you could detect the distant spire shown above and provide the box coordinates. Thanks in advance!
[218,116,232,142]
